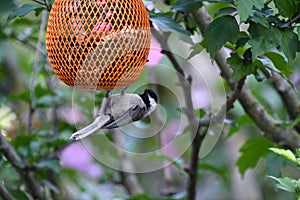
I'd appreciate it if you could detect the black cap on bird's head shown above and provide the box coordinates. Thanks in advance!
[139,89,158,108]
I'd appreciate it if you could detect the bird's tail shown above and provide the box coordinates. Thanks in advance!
[69,115,110,140]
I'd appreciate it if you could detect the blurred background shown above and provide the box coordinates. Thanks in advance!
[1,0,300,200]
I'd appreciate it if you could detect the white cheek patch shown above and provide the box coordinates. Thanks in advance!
[148,96,157,113]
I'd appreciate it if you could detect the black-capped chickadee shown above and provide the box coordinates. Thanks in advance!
[69,89,158,140]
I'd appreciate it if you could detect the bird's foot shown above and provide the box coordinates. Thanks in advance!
[69,133,80,141]
[121,86,128,95]
[105,90,110,98]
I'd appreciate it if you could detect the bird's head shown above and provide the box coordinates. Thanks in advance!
[140,89,158,115]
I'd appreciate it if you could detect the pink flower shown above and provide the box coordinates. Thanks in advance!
[147,37,163,67]
[60,142,103,178]
[161,121,182,159]
[147,3,155,11]
[60,107,83,124]
[191,88,210,109]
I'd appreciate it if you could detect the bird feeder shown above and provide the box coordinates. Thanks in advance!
[46,0,151,90]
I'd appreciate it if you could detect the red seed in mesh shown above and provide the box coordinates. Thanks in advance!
[46,0,151,90]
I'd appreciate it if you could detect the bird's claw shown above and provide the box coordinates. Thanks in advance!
[69,133,80,141]
[105,90,110,98]
[121,86,128,95]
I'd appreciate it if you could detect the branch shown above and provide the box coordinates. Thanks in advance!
[151,27,203,200]
[291,12,300,24]
[112,130,143,195]
[0,132,44,199]
[226,77,246,111]
[268,71,300,132]
[182,66,241,196]
[150,26,184,77]
[11,33,37,52]
[196,76,245,127]
[216,48,300,148]
[27,10,48,134]
[192,8,300,149]
[237,83,300,147]
[0,182,15,200]
[186,127,207,200]
[197,77,245,126]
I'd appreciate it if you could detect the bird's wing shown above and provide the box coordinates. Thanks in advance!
[69,114,111,140]
[102,105,146,129]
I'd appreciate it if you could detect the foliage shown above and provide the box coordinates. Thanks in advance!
[236,137,274,177]
[268,148,300,198]
[1,0,300,199]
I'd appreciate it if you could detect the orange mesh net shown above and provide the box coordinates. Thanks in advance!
[46,0,151,90]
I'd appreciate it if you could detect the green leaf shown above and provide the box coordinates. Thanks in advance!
[172,0,203,13]
[41,180,60,194]
[280,30,300,62]
[297,26,300,41]
[226,53,257,80]
[35,159,61,174]
[0,28,6,40]
[227,115,254,138]
[8,189,28,200]
[264,52,292,76]
[148,154,185,173]
[296,149,300,159]
[126,194,153,200]
[250,13,269,28]
[266,152,285,177]
[0,0,16,14]
[236,0,264,22]
[11,134,37,147]
[214,7,236,17]
[236,31,249,49]
[274,0,300,19]
[268,176,299,194]
[236,137,274,177]
[5,4,43,26]
[199,163,228,182]
[150,15,192,44]
[205,0,234,3]
[248,23,282,60]
[269,148,297,163]
[9,90,30,103]
[205,15,239,58]
[35,84,54,98]
[187,43,203,59]
[194,108,206,118]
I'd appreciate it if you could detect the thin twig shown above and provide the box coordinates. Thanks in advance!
[226,77,246,111]
[32,0,51,11]
[151,27,202,200]
[27,10,48,134]
[291,12,300,24]
[0,182,16,200]
[0,132,44,199]
[267,71,300,132]
[150,27,184,77]
[197,77,246,127]
[11,33,37,52]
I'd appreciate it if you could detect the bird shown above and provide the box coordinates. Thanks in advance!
[69,89,158,140]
